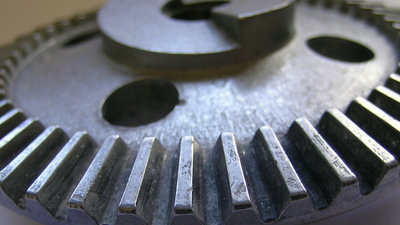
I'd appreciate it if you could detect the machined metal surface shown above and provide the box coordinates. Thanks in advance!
[1,0,400,224]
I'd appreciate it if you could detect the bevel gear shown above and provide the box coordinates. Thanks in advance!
[1,0,400,225]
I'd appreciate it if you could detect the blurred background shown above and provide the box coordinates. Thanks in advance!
[0,0,400,224]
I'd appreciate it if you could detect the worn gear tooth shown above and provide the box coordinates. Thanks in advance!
[369,85,400,120]
[318,109,399,195]
[386,73,400,93]
[287,118,358,209]
[170,136,204,225]
[67,136,131,225]
[0,126,68,209]
[0,109,26,139]
[214,133,259,224]
[253,127,310,220]
[346,97,400,160]
[25,132,98,223]
[116,137,165,225]
[0,119,44,170]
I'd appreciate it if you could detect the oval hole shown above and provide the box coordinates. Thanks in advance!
[102,79,179,127]
[307,36,374,63]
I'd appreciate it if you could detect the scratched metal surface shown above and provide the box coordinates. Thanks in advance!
[12,4,398,151]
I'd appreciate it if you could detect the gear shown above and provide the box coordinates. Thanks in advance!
[1,0,400,224]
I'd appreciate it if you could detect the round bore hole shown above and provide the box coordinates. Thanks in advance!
[162,0,228,21]
[307,36,374,63]
[102,79,179,127]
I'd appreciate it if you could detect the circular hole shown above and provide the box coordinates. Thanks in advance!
[162,0,228,21]
[102,79,179,127]
[307,36,374,63]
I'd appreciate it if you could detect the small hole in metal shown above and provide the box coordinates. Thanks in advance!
[307,36,374,63]
[102,79,179,127]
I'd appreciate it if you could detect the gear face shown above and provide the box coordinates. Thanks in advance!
[1,0,400,225]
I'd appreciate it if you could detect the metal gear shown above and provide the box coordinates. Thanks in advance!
[1,0,400,224]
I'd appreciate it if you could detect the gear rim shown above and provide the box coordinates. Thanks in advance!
[0,0,400,225]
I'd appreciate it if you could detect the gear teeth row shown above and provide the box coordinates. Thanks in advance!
[0,100,14,116]
[67,136,132,225]
[253,127,309,220]
[346,97,400,159]
[287,118,358,209]
[0,109,26,138]
[1,0,400,224]
[385,73,400,94]
[0,110,397,225]
[0,119,44,170]
[25,132,98,223]
[318,109,399,194]
[369,85,400,120]
[0,126,68,209]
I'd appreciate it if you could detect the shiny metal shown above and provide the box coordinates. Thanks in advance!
[98,0,296,71]
[0,0,400,225]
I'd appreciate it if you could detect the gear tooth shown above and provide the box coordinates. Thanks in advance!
[0,58,15,79]
[67,135,131,225]
[116,137,165,225]
[71,11,97,25]
[0,68,11,86]
[382,17,400,42]
[170,136,204,225]
[302,0,318,6]
[0,50,23,68]
[0,80,7,91]
[253,127,310,220]
[318,109,399,195]
[32,26,56,43]
[369,85,400,120]
[0,126,68,209]
[0,100,13,116]
[287,118,358,209]
[25,132,98,223]
[0,119,44,170]
[0,109,26,139]
[354,3,383,22]
[386,73,400,93]
[15,41,33,58]
[0,89,7,100]
[54,19,72,33]
[30,31,47,47]
[346,97,400,160]
[341,0,362,14]
[214,133,260,224]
